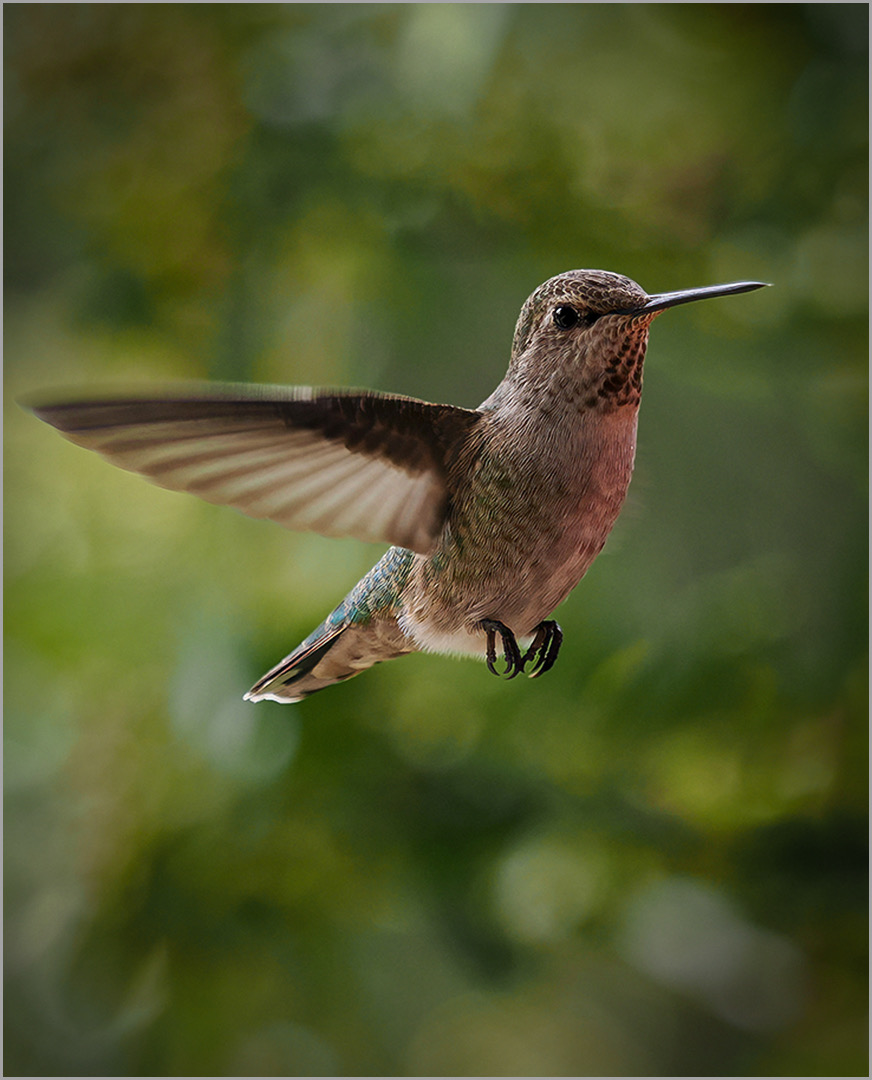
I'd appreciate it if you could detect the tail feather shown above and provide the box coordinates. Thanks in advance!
[245,625,348,703]
[245,616,414,703]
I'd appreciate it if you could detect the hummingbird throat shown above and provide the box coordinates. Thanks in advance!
[591,318,650,409]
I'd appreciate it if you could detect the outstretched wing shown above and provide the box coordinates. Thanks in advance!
[28,385,481,554]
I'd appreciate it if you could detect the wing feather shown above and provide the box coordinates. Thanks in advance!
[27,386,481,553]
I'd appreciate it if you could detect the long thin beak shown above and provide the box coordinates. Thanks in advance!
[628,280,770,315]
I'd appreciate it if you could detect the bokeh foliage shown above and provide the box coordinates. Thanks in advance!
[4,4,867,1076]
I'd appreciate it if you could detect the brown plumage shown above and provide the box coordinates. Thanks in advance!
[27,270,767,701]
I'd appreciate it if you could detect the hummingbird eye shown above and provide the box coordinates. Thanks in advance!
[552,305,582,330]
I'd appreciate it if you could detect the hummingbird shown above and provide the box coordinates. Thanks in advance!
[28,270,767,702]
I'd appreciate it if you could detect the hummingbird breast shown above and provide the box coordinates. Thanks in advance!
[397,402,640,656]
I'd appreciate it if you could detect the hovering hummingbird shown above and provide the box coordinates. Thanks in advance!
[29,270,766,702]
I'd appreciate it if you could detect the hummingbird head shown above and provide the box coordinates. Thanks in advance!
[507,269,768,412]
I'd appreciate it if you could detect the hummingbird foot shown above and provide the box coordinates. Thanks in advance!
[520,620,563,678]
[481,619,524,679]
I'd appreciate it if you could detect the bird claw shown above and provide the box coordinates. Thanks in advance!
[481,618,563,680]
[481,619,524,679]
[520,620,563,678]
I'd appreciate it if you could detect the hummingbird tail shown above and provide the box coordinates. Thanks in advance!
[245,617,413,703]
[245,626,346,703]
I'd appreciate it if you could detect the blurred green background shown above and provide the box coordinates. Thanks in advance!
[4,4,867,1076]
